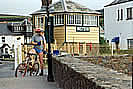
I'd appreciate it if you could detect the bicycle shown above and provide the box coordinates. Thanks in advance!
[15,49,39,77]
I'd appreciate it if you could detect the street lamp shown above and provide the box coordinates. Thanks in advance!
[46,0,54,82]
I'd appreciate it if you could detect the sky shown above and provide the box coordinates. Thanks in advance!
[0,0,114,16]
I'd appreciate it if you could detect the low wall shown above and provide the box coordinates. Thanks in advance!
[52,56,132,89]
[76,55,133,76]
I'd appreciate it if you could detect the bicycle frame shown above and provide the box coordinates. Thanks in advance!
[15,49,39,77]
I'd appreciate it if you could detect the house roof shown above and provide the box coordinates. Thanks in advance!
[31,0,100,15]
[105,0,133,7]
[0,13,30,16]
[0,23,22,35]
[0,44,11,49]
[7,19,32,25]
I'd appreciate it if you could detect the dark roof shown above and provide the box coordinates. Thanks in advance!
[0,18,25,22]
[96,9,104,15]
[105,0,133,7]
[0,23,21,35]
[31,0,100,15]
[0,44,11,49]
[0,14,20,16]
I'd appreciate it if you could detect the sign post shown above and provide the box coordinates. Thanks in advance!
[111,42,113,56]
[111,37,119,55]
[46,0,54,82]
[14,37,22,70]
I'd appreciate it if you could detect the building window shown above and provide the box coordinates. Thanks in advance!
[1,49,3,53]
[2,37,5,42]
[127,8,132,20]
[36,16,38,27]
[41,17,44,28]
[75,15,82,24]
[91,16,97,25]
[128,39,133,49]
[38,16,40,27]
[36,16,44,28]
[67,14,82,25]
[54,14,64,25]
[68,15,74,24]
[117,9,120,21]
[26,26,32,32]
[5,48,8,54]
[13,26,16,32]
[121,9,123,20]
[84,15,97,26]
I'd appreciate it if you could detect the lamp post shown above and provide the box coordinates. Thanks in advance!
[46,0,54,82]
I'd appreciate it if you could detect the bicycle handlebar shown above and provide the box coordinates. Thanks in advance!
[22,50,47,55]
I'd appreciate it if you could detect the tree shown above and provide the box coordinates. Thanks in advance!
[100,37,106,44]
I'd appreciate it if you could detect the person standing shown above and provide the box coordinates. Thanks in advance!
[31,28,46,76]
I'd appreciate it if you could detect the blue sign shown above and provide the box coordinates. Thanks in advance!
[111,37,119,43]
[53,50,59,55]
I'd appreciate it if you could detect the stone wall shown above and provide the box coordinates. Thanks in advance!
[76,55,133,76]
[52,56,132,89]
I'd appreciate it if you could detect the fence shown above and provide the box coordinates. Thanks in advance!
[86,45,112,56]
[21,44,33,61]
[58,42,133,56]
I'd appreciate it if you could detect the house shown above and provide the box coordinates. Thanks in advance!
[31,0,101,55]
[0,44,11,58]
[0,22,24,58]
[104,0,133,50]
[96,9,105,39]
[0,14,33,44]
[7,19,33,44]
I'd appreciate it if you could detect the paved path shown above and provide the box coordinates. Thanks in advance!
[0,61,59,89]
[0,76,58,89]
[0,61,14,78]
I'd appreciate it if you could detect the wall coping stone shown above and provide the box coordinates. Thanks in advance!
[54,56,132,89]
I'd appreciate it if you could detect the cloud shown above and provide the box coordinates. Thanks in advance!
[0,0,114,15]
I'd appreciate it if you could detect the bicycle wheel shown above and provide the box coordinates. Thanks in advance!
[30,62,39,76]
[15,63,27,77]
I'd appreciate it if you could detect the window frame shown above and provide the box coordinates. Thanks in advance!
[83,15,97,26]
[127,8,132,20]
[128,39,133,49]
[5,48,8,54]
[120,9,123,20]
[117,9,120,21]
[67,14,82,25]
[75,14,82,24]
[54,14,64,25]
[68,15,74,24]
[2,37,5,42]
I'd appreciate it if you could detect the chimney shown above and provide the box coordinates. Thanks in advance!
[41,0,52,6]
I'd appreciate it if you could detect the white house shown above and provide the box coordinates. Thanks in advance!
[0,23,24,58]
[104,0,133,50]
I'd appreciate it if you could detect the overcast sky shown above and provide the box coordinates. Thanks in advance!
[0,0,114,15]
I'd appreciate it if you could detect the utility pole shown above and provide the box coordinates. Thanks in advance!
[73,36,74,55]
[46,0,54,82]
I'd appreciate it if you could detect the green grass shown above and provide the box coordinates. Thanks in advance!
[119,49,133,55]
